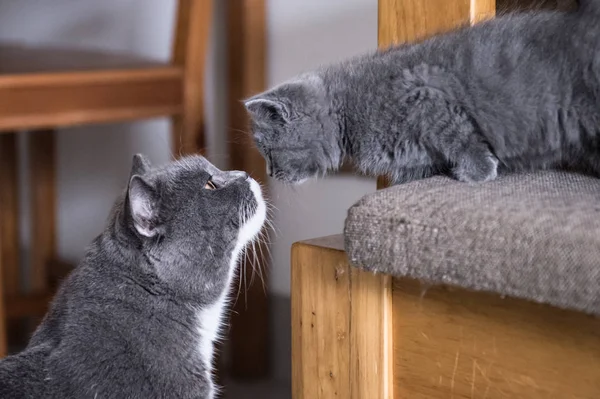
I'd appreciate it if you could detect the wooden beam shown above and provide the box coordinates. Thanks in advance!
[171,0,213,156]
[0,68,182,132]
[226,0,270,379]
[377,0,496,189]
[292,236,393,399]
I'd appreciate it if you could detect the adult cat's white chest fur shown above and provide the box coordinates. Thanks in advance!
[196,179,266,397]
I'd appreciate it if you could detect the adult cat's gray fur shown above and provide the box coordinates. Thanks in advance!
[245,1,600,184]
[0,154,266,399]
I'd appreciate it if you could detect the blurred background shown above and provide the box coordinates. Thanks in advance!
[0,0,376,397]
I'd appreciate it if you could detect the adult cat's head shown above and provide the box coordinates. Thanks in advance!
[244,73,343,184]
[112,154,266,302]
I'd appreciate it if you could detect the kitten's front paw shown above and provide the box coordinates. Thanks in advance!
[453,153,499,183]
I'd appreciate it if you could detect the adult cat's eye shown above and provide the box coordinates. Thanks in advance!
[205,178,217,190]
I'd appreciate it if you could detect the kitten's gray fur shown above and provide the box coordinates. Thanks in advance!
[245,1,600,184]
[0,155,266,399]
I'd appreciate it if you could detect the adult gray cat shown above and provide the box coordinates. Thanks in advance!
[245,2,600,184]
[0,154,266,399]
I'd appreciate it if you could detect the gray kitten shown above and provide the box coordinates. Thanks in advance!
[245,2,600,184]
[0,154,266,399]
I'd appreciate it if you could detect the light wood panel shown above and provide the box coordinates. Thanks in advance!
[350,270,393,399]
[392,279,600,398]
[292,236,393,399]
[376,0,496,189]
[226,0,270,379]
[171,0,213,156]
[291,240,351,399]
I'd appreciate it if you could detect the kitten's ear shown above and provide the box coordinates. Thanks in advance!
[128,175,159,238]
[244,97,290,122]
[130,154,151,177]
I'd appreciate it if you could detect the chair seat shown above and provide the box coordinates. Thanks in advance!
[0,42,165,74]
[344,171,600,316]
[0,42,183,131]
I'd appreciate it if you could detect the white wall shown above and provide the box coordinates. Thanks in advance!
[1,0,377,299]
[267,0,377,296]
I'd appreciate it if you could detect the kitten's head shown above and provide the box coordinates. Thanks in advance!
[244,74,343,184]
[116,154,266,302]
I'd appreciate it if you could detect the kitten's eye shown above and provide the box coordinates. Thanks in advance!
[204,178,217,190]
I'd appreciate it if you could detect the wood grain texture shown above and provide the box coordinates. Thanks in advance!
[0,133,20,297]
[291,242,351,399]
[292,237,393,399]
[0,68,182,131]
[171,0,212,156]
[350,270,393,399]
[226,0,270,379]
[392,279,600,398]
[379,0,470,47]
[28,130,56,293]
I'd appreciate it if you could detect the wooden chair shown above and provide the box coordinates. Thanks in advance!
[0,0,212,356]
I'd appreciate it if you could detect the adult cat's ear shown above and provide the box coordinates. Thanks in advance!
[130,153,151,177]
[128,175,160,238]
[244,97,290,122]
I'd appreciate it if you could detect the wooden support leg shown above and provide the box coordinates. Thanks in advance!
[291,237,393,399]
[0,133,20,300]
[0,133,20,355]
[0,227,5,358]
[226,0,270,379]
[28,130,56,295]
[171,0,213,157]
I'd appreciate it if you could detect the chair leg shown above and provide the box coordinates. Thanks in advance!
[171,0,213,157]
[0,133,20,298]
[0,133,20,356]
[28,130,56,295]
[0,133,19,355]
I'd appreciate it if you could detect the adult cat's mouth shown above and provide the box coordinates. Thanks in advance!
[238,179,267,247]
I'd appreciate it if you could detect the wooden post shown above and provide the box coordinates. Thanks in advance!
[0,179,7,358]
[0,133,20,299]
[377,0,496,189]
[28,130,56,295]
[171,0,213,156]
[226,0,270,379]
[291,236,393,399]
